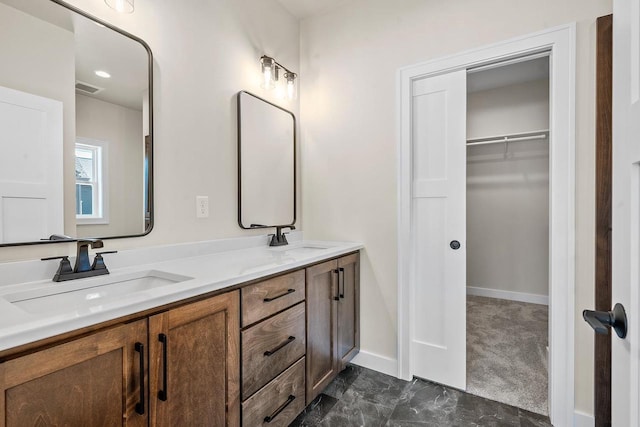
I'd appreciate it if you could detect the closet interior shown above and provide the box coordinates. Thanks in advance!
[465,55,550,416]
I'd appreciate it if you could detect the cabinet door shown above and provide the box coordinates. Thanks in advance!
[337,253,360,368]
[149,291,240,427]
[305,259,339,404]
[0,320,148,427]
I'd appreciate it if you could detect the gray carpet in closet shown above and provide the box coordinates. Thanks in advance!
[466,295,549,415]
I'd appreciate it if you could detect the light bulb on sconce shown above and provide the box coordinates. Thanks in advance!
[105,0,134,14]
[285,71,297,100]
[260,56,277,90]
[260,55,297,100]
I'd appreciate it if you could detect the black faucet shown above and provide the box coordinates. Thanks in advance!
[42,239,118,282]
[269,226,295,247]
[75,239,104,272]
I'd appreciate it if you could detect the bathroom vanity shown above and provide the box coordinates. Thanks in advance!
[0,238,361,426]
[0,1,355,425]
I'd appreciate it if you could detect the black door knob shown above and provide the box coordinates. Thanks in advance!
[450,240,461,250]
[583,303,628,339]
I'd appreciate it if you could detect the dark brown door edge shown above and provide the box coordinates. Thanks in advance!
[595,14,612,427]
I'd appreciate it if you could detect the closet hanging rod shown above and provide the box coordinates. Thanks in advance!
[466,132,549,147]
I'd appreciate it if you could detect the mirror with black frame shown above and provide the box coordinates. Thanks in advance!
[237,91,296,231]
[0,0,153,246]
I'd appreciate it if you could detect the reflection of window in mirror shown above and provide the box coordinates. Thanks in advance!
[75,139,109,224]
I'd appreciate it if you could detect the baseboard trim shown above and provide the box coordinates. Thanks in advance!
[467,286,549,305]
[573,411,595,427]
[350,350,398,378]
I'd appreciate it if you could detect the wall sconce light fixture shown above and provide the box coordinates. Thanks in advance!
[105,0,134,14]
[260,55,297,100]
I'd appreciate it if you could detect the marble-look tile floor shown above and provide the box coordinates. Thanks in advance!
[290,365,553,426]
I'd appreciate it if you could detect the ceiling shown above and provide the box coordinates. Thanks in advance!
[1,0,148,110]
[275,0,355,19]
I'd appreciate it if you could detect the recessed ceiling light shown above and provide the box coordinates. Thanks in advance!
[95,70,111,79]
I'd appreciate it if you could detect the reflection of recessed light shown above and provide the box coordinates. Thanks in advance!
[95,70,111,78]
[95,22,106,28]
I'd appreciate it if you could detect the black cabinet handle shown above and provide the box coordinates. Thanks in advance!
[583,303,628,338]
[264,395,296,423]
[158,333,168,401]
[333,269,340,301]
[134,342,145,415]
[264,336,295,356]
[339,267,345,299]
[264,289,295,302]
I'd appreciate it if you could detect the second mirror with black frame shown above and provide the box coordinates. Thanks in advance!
[237,91,296,234]
[0,0,153,246]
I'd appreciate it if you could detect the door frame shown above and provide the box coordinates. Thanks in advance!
[397,24,576,427]
[594,14,613,426]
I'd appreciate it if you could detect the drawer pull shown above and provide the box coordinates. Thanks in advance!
[158,333,168,401]
[264,394,296,423]
[134,342,145,415]
[264,336,296,356]
[339,267,345,299]
[264,289,295,302]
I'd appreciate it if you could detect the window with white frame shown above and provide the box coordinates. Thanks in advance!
[75,140,108,223]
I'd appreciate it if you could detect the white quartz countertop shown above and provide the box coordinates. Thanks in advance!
[0,238,362,353]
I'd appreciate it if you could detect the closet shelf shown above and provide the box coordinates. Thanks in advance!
[466,130,549,147]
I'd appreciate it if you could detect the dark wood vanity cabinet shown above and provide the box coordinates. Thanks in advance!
[240,270,307,427]
[305,258,340,403]
[337,253,360,367]
[149,291,240,427]
[306,253,360,404]
[0,320,149,427]
[0,292,240,427]
[0,251,359,427]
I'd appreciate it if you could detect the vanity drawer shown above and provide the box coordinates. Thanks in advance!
[241,357,305,427]
[242,302,306,399]
[241,270,305,327]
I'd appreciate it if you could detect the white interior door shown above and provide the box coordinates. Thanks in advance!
[410,70,467,389]
[612,1,640,425]
[0,85,63,243]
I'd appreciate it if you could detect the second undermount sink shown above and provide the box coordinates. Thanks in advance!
[4,270,193,315]
[270,243,330,256]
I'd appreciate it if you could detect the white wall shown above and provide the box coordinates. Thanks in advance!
[299,0,610,416]
[0,3,76,237]
[467,79,550,139]
[467,79,549,298]
[0,0,299,262]
[76,94,144,237]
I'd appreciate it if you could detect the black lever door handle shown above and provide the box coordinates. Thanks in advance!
[583,303,628,339]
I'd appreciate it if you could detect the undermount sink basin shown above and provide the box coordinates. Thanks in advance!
[4,270,193,314]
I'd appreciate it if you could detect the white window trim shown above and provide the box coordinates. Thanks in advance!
[76,137,109,226]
